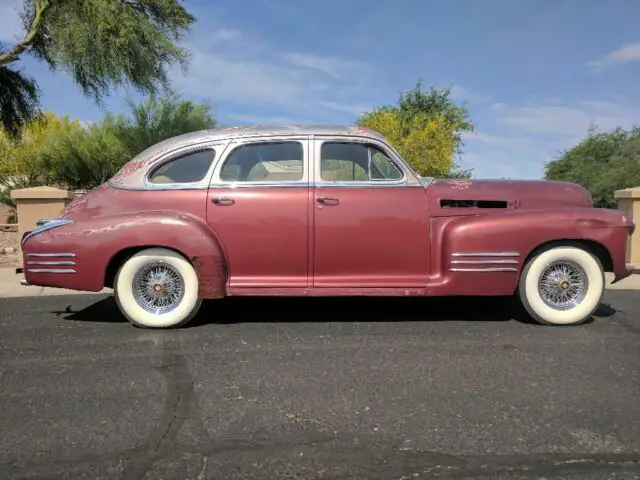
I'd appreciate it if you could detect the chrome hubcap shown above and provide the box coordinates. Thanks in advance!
[132,263,185,314]
[537,259,589,310]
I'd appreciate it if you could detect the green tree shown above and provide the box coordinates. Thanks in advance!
[42,94,217,188]
[544,125,640,208]
[0,0,195,136]
[0,111,80,207]
[41,121,131,190]
[105,94,217,156]
[356,81,475,178]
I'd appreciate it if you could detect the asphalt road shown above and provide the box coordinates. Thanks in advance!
[1,291,640,480]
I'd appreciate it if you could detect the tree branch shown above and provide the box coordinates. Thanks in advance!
[0,0,50,66]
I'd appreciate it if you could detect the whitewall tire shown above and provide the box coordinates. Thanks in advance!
[114,247,202,328]
[518,246,604,326]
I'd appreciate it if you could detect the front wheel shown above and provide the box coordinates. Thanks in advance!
[114,247,202,328]
[518,246,604,326]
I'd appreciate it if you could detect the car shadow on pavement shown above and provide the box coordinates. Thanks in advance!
[56,294,618,327]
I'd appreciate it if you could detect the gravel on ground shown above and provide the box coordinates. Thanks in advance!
[0,230,21,268]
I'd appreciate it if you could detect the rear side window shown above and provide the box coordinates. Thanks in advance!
[148,149,216,184]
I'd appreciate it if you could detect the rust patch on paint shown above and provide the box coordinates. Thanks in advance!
[447,179,472,190]
[192,255,226,299]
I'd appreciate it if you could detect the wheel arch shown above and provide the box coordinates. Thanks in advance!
[521,238,613,275]
[104,245,194,289]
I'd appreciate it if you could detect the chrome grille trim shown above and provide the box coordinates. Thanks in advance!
[26,269,76,274]
[27,253,76,257]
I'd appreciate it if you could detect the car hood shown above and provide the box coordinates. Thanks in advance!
[425,178,592,216]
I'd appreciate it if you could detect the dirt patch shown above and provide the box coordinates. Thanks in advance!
[0,230,21,268]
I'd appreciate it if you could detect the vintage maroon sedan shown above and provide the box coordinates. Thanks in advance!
[18,125,635,328]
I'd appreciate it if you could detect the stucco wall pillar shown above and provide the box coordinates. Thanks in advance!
[615,186,640,267]
[10,186,74,241]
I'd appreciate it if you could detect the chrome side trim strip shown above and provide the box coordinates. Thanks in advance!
[208,182,308,189]
[451,252,520,257]
[314,183,424,189]
[450,267,518,272]
[450,259,518,265]
[26,269,76,274]
[27,261,76,266]
[21,220,75,247]
[27,253,76,257]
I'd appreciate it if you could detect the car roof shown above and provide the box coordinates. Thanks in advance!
[108,124,390,189]
[166,124,386,143]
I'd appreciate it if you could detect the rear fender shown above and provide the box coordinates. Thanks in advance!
[429,208,630,295]
[23,211,228,298]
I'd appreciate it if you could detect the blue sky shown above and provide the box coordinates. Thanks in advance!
[2,0,640,179]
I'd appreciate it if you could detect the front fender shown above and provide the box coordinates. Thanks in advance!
[430,208,631,295]
[22,211,227,298]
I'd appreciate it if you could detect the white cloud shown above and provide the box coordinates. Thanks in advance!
[172,29,377,121]
[450,85,492,104]
[282,53,371,80]
[225,113,318,125]
[457,91,640,179]
[316,100,372,117]
[491,100,639,138]
[586,42,640,72]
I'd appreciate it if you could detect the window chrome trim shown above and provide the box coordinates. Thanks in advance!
[109,139,229,191]
[209,136,310,187]
[142,143,220,190]
[311,136,423,188]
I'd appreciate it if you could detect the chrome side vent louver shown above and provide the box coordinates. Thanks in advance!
[449,252,520,272]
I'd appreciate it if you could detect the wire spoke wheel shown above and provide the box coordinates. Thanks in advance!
[132,262,186,314]
[537,259,589,311]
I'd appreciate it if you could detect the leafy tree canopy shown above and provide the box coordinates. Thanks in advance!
[356,81,475,178]
[104,93,217,156]
[544,125,640,208]
[0,111,80,206]
[0,0,195,136]
[0,94,216,202]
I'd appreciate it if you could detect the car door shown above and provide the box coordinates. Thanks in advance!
[312,136,431,288]
[206,136,311,288]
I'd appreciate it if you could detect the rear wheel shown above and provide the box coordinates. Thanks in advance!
[114,248,202,328]
[518,245,604,326]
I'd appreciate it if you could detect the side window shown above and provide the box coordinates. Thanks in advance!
[220,142,304,182]
[320,142,403,182]
[148,149,215,184]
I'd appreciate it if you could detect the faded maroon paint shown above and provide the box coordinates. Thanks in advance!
[26,185,227,298]
[205,187,309,287]
[313,186,430,287]
[57,184,207,222]
[427,178,592,216]
[426,207,632,296]
[20,126,635,299]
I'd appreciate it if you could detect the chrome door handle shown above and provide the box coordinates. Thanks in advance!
[316,196,339,204]
[212,197,235,205]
